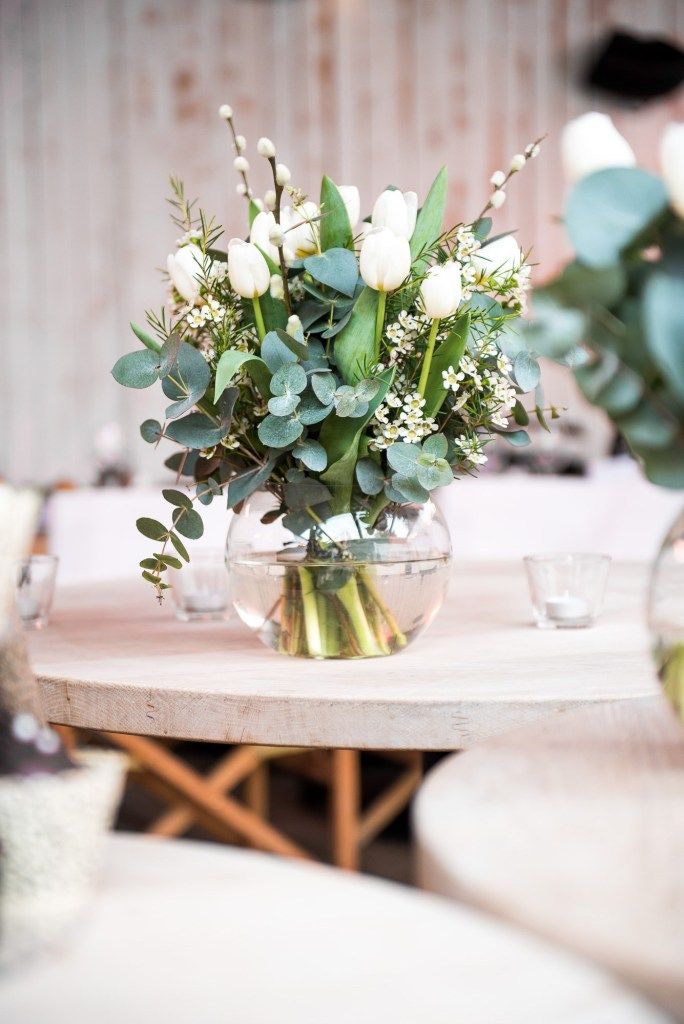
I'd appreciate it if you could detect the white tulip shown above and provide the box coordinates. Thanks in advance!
[167,243,204,303]
[281,202,319,259]
[337,185,360,228]
[561,112,635,183]
[257,137,276,158]
[472,235,523,279]
[227,238,270,299]
[661,123,684,219]
[371,189,418,239]
[419,262,462,319]
[250,211,283,264]
[359,227,411,292]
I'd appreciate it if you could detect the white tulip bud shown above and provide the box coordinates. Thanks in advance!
[257,137,276,158]
[275,163,291,186]
[286,314,303,338]
[250,210,282,264]
[218,104,233,120]
[166,243,204,303]
[337,185,361,229]
[233,156,249,173]
[510,153,526,172]
[561,112,635,183]
[234,134,246,152]
[270,273,285,300]
[264,189,277,211]
[472,235,523,279]
[660,122,684,219]
[525,142,540,159]
[227,238,270,299]
[490,189,506,209]
[371,188,418,239]
[419,261,462,319]
[490,170,506,188]
[359,227,411,292]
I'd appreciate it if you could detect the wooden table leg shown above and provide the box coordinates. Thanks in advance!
[106,732,311,861]
[331,748,361,871]
[244,760,269,819]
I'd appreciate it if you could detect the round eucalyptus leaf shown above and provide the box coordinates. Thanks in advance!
[391,473,430,503]
[421,433,448,459]
[565,168,668,269]
[355,458,385,496]
[354,378,381,402]
[172,507,204,540]
[257,413,303,448]
[386,442,421,475]
[643,271,684,401]
[162,488,193,511]
[140,419,163,443]
[595,366,643,417]
[311,372,337,405]
[270,362,307,397]
[514,351,541,393]
[303,248,359,298]
[268,394,301,417]
[112,349,160,389]
[136,517,168,541]
[298,393,333,425]
[293,439,328,472]
[500,429,531,447]
[165,413,225,449]
[283,478,333,511]
[618,402,677,451]
[416,458,453,491]
[168,532,190,562]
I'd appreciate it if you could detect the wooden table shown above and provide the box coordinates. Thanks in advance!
[33,563,656,751]
[414,697,684,1021]
[0,834,670,1024]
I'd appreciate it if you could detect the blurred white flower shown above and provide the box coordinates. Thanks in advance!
[490,170,506,188]
[275,163,291,186]
[359,227,411,292]
[218,104,233,120]
[270,273,285,300]
[337,185,360,228]
[561,112,635,183]
[227,238,270,298]
[371,189,418,239]
[661,122,684,219]
[264,189,277,211]
[233,156,249,173]
[234,134,246,152]
[472,235,523,278]
[250,211,283,264]
[257,137,276,158]
[286,314,303,338]
[490,190,506,209]
[419,261,462,319]
[167,243,204,303]
[510,153,526,172]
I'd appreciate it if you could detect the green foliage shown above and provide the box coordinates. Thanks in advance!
[136,518,167,541]
[385,433,452,499]
[319,176,353,251]
[214,350,271,402]
[423,314,470,418]
[410,166,447,270]
[333,286,379,385]
[304,248,358,298]
[172,506,204,539]
[565,168,668,268]
[165,413,226,449]
[112,349,161,389]
[261,330,300,372]
[513,351,541,392]
[161,341,211,418]
[293,439,327,472]
[226,454,280,509]
[258,413,303,448]
[140,419,163,443]
[643,272,684,401]
[355,458,385,496]
[283,478,332,511]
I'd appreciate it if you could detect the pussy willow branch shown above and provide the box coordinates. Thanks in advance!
[223,114,252,202]
[267,155,293,316]
[474,133,546,224]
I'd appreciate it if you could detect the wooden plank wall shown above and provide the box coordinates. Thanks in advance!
[1,0,683,483]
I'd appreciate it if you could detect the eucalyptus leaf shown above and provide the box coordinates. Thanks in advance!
[422,433,448,459]
[140,419,163,443]
[499,429,531,447]
[355,458,385,496]
[293,439,327,472]
[283,478,332,511]
[270,362,307,396]
[386,442,421,475]
[162,488,193,510]
[162,341,212,418]
[416,458,453,491]
[514,351,541,393]
[268,394,301,416]
[165,413,225,449]
[226,455,279,510]
[321,309,353,339]
[257,413,303,448]
[168,532,190,562]
[304,248,359,298]
[643,271,684,401]
[298,393,334,425]
[214,350,271,402]
[261,331,298,373]
[311,372,338,405]
[136,518,168,541]
[158,332,182,377]
[391,474,430,503]
[618,402,677,451]
[112,349,161,389]
[172,507,204,540]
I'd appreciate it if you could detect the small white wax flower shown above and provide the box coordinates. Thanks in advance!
[218,104,233,120]
[275,163,291,186]
[359,227,411,292]
[227,238,270,298]
[526,142,541,159]
[490,189,506,209]
[490,170,506,188]
[510,153,526,171]
[233,156,250,173]
[419,261,462,319]
[235,134,247,152]
[264,189,277,211]
[270,273,285,300]
[286,314,303,338]
[257,137,276,158]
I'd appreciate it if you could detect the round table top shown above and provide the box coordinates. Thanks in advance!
[414,696,684,1020]
[32,562,657,750]
[0,834,668,1024]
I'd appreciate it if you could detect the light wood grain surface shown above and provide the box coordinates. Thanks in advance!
[415,697,684,1020]
[31,562,657,750]
[0,834,670,1024]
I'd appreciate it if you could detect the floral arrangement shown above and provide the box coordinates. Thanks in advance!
[528,112,684,488]
[113,104,546,657]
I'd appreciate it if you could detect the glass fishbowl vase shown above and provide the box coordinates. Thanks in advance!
[649,506,684,724]
[226,491,452,659]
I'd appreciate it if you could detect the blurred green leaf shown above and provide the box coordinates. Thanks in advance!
[643,271,684,401]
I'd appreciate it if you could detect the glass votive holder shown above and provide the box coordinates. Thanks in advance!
[169,549,232,622]
[523,553,611,629]
[15,555,59,629]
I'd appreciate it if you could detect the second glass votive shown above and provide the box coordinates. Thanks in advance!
[15,555,59,629]
[169,549,232,622]
[524,553,611,629]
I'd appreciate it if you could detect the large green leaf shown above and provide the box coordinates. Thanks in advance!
[165,412,226,449]
[543,262,627,310]
[643,271,684,401]
[226,454,279,509]
[333,286,379,384]
[214,350,271,402]
[304,248,358,297]
[423,313,471,418]
[319,176,353,251]
[410,167,447,270]
[565,168,668,268]
[320,368,394,513]
[162,341,211,418]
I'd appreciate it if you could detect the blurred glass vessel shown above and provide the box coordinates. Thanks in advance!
[226,491,452,659]
[650,508,684,724]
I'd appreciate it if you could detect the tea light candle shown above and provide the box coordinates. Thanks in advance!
[183,592,227,614]
[17,594,40,621]
[545,594,590,623]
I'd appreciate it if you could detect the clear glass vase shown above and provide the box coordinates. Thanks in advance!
[649,506,684,724]
[226,491,452,659]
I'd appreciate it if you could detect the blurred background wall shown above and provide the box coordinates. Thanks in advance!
[1,0,683,485]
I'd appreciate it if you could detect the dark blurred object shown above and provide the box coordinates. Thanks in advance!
[0,710,72,777]
[93,422,131,487]
[586,30,684,101]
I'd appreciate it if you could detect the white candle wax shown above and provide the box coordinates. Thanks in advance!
[545,594,590,623]
[183,591,227,613]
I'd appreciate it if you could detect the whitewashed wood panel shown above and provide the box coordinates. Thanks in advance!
[1,0,682,484]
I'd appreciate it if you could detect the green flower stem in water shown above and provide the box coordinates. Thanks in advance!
[359,566,407,647]
[417,317,440,397]
[298,566,324,657]
[374,290,387,365]
[252,294,267,341]
[659,641,684,722]
[336,575,389,657]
